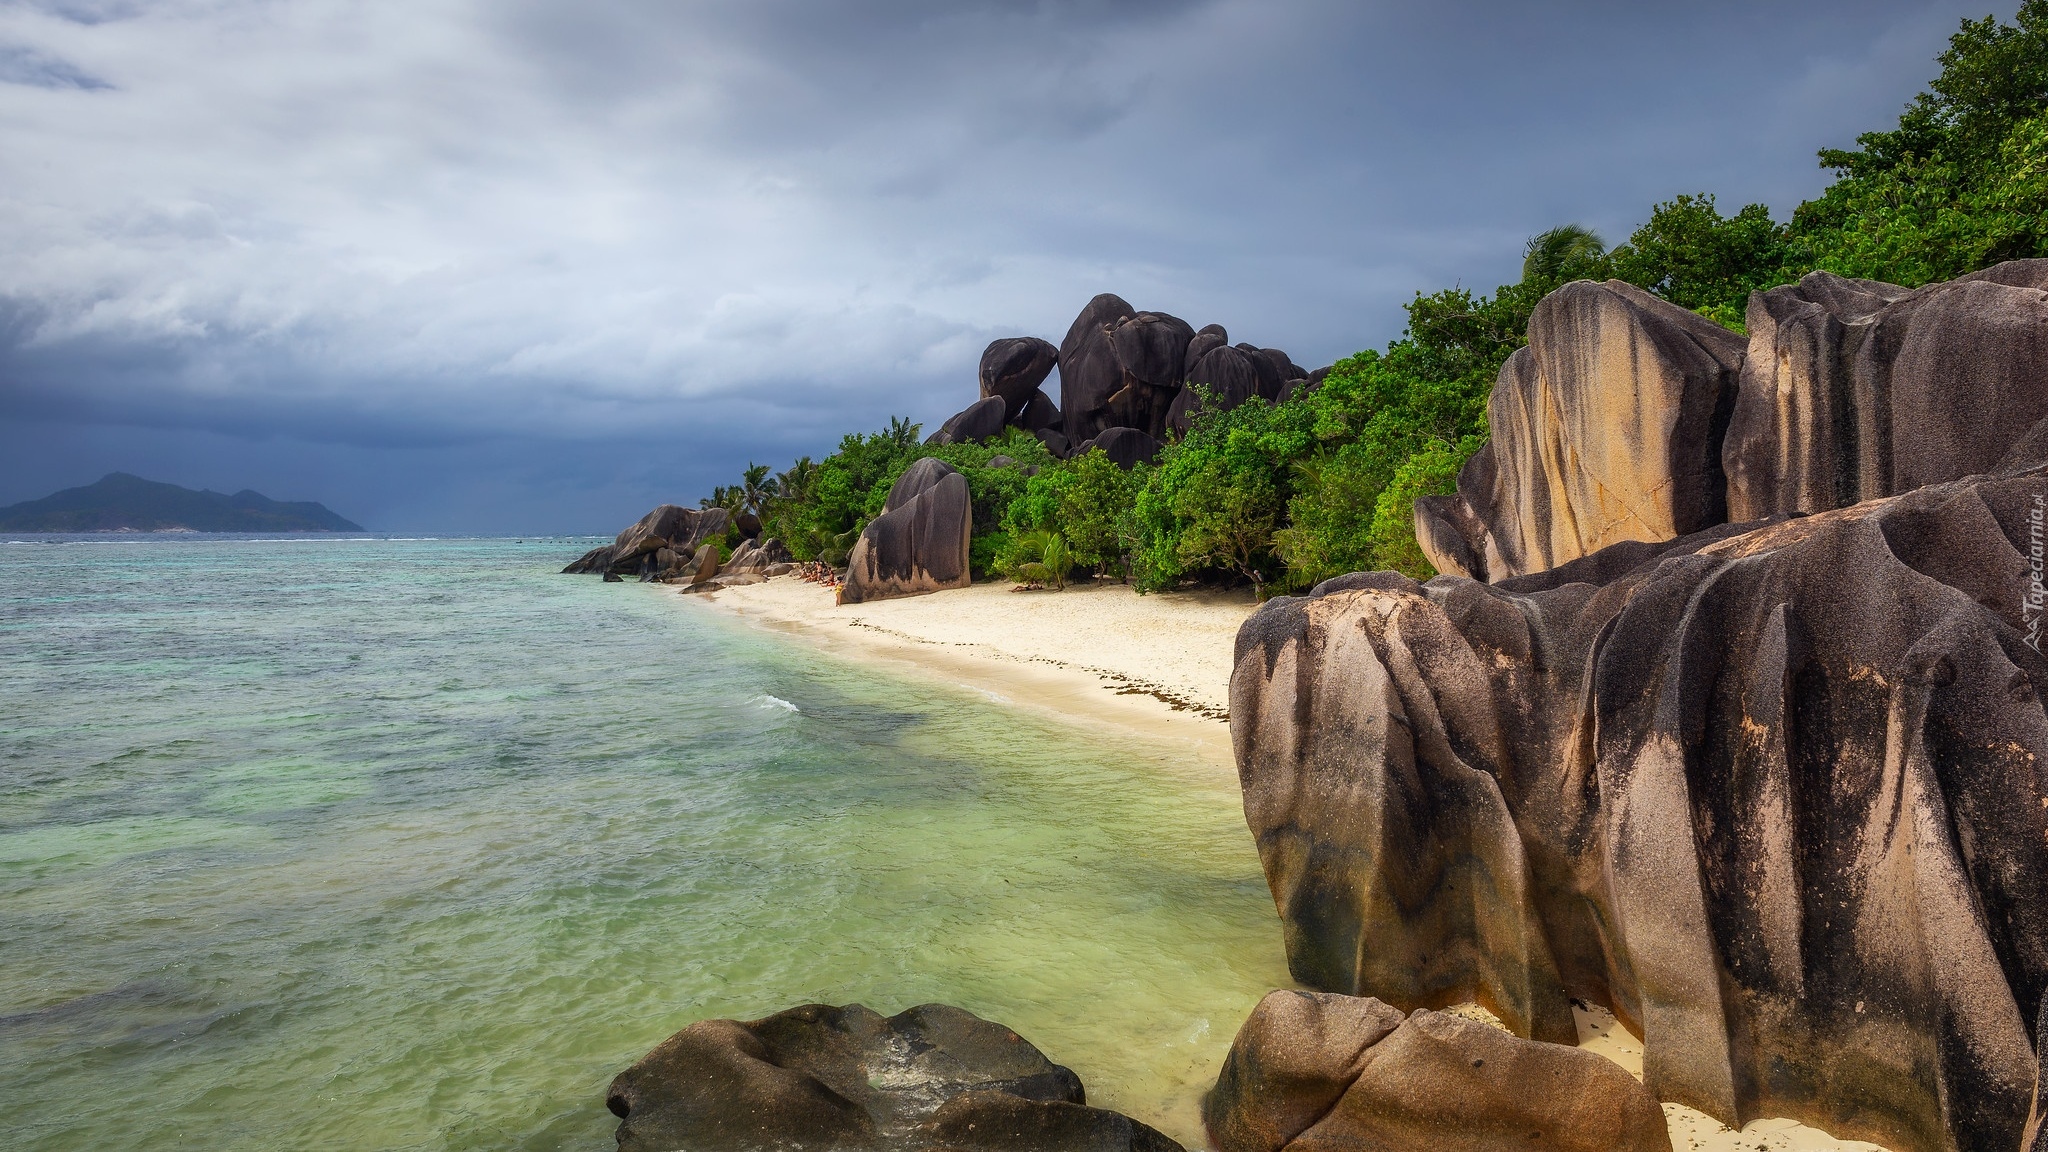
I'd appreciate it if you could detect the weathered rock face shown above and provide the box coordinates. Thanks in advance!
[978,337,1059,413]
[1725,261,2048,521]
[564,505,732,580]
[1236,460,2048,1152]
[1058,293,1137,446]
[1416,280,1746,582]
[838,458,972,604]
[1205,991,1670,1152]
[1183,328,1228,382]
[1014,388,1061,434]
[2027,992,2047,1151]
[1105,312,1196,435]
[928,396,1009,446]
[725,537,794,575]
[1073,427,1160,469]
[607,1002,1179,1152]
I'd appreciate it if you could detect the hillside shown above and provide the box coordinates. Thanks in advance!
[0,473,365,532]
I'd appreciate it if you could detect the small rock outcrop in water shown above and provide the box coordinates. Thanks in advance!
[1205,991,1670,1152]
[1235,458,2048,1152]
[606,1002,1182,1152]
[564,505,731,580]
[838,458,972,604]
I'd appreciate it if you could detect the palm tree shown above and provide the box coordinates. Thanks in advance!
[740,462,780,516]
[1522,224,1608,287]
[777,457,817,505]
[884,416,920,450]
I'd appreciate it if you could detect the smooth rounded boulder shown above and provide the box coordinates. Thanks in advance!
[1086,427,1160,469]
[927,396,1008,446]
[1206,991,1670,1152]
[838,458,972,604]
[606,1002,1108,1152]
[978,337,1059,413]
[564,504,731,580]
[1058,293,1137,446]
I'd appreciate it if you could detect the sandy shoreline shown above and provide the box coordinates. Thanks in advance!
[688,575,1255,774]
[680,574,1891,1152]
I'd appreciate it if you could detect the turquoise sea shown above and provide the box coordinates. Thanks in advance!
[0,536,1288,1150]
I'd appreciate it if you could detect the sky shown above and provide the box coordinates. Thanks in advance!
[0,0,2012,533]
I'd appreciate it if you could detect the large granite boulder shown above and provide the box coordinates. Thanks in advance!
[607,1002,1180,1152]
[1725,260,2048,520]
[725,537,794,575]
[1105,311,1196,435]
[2028,992,2047,1152]
[979,337,1059,414]
[928,396,1009,446]
[839,458,972,604]
[1072,427,1160,470]
[1013,388,1061,434]
[1205,991,1669,1152]
[1415,280,1746,582]
[1058,293,1137,446]
[565,505,732,580]
[1167,345,1271,435]
[1233,459,2048,1152]
[1183,326,1228,381]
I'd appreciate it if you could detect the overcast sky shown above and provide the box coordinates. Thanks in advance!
[0,0,2009,532]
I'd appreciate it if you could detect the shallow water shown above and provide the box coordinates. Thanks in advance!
[0,537,1288,1150]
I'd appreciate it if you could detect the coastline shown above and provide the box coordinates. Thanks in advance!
[681,573,1894,1152]
[685,575,1255,774]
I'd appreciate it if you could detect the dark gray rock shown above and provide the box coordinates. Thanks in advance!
[564,504,732,579]
[1167,345,1268,434]
[1233,344,1287,401]
[1014,388,1061,434]
[1256,348,1303,387]
[1205,991,1669,1152]
[1058,294,1136,446]
[839,459,972,604]
[978,337,1059,413]
[1035,428,1071,458]
[1088,427,1160,469]
[927,396,1009,447]
[1104,311,1195,436]
[919,1090,1182,1152]
[737,511,762,539]
[1235,457,2048,1152]
[607,1002,1119,1152]
[1182,330,1228,382]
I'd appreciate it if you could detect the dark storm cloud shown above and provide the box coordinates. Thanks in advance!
[0,0,2009,531]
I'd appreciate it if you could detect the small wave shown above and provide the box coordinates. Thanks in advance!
[751,694,799,713]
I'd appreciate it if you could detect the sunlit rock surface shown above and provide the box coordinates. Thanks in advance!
[1205,990,1670,1152]
[1238,460,2048,1152]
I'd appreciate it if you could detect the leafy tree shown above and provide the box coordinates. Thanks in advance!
[1521,224,1609,285]
[739,463,780,516]
[1606,194,1796,326]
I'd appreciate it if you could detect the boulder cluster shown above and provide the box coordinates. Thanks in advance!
[1236,260,2048,1152]
[562,503,792,589]
[837,457,972,605]
[1417,261,2048,581]
[929,293,1325,466]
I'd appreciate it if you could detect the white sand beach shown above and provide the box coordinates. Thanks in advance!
[688,574,1898,1152]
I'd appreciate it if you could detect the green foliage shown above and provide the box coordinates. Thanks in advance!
[1004,448,1142,578]
[1606,194,1796,321]
[1003,528,1075,589]
[1521,224,1608,285]
[1793,2,2048,284]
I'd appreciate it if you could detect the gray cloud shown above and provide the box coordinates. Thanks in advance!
[0,0,2011,531]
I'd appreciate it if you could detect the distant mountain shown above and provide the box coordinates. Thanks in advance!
[0,473,365,532]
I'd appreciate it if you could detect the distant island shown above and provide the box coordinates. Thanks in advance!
[0,473,365,532]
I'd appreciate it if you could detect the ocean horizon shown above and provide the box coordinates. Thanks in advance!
[0,537,1286,1150]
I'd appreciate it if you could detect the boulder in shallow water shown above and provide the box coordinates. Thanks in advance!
[838,458,972,604]
[1235,458,2048,1152]
[607,1001,1179,1152]
[1205,990,1670,1152]
[564,504,731,579]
